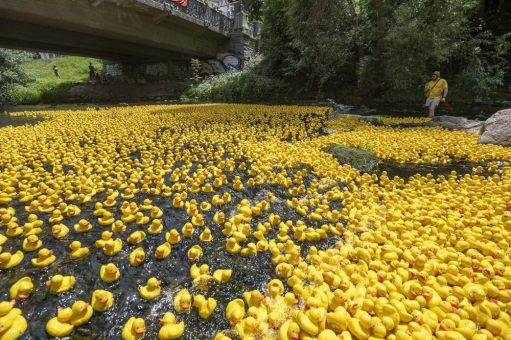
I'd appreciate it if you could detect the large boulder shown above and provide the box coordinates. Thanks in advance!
[478,109,511,146]
[425,115,483,132]
[324,144,381,172]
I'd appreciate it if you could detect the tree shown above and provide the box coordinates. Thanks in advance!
[0,49,31,106]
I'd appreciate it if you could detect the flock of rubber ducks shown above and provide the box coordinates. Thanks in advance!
[1,104,511,339]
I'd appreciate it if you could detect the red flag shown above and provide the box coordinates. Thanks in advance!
[172,0,188,7]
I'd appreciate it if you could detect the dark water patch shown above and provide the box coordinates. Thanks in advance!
[0,113,44,128]
[376,160,491,180]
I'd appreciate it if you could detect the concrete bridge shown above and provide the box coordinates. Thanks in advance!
[0,0,257,62]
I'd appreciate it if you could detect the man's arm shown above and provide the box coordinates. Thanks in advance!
[441,88,448,101]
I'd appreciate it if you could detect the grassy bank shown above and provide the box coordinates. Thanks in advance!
[12,56,102,104]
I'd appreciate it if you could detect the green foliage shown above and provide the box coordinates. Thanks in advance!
[181,57,285,102]
[258,0,511,100]
[12,56,102,104]
[0,49,31,106]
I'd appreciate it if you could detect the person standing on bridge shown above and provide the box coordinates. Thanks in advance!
[53,64,60,79]
[89,62,95,81]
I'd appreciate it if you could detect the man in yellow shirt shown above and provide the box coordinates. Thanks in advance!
[424,71,448,117]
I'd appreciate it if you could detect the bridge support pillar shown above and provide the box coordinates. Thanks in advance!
[226,3,259,67]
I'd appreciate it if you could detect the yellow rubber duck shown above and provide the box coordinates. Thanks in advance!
[100,263,121,283]
[47,274,76,294]
[5,224,22,238]
[181,223,194,238]
[94,230,113,249]
[213,269,233,283]
[148,219,163,234]
[74,219,92,233]
[22,235,42,252]
[91,289,114,312]
[99,212,115,226]
[9,277,33,300]
[226,299,245,326]
[139,277,161,300]
[150,206,163,219]
[173,289,192,313]
[69,241,89,260]
[127,231,146,245]
[155,242,172,260]
[186,245,203,262]
[69,301,93,326]
[213,212,225,225]
[112,220,127,233]
[49,209,64,223]
[94,203,106,216]
[158,312,184,340]
[52,224,69,239]
[166,229,181,244]
[46,307,74,337]
[22,220,42,236]
[129,247,145,266]
[191,214,205,227]
[199,228,213,242]
[193,295,217,319]
[103,239,123,256]
[140,199,152,211]
[226,238,241,254]
[31,248,56,267]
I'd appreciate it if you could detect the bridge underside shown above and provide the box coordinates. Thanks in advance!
[0,0,229,62]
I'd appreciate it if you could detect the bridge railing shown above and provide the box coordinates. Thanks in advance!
[158,0,234,35]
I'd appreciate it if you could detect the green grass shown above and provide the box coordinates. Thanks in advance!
[14,56,102,104]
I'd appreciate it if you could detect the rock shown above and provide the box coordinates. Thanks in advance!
[327,99,354,113]
[324,144,381,172]
[425,115,483,132]
[478,109,511,146]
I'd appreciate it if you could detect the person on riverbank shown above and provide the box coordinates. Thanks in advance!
[89,62,95,81]
[53,64,60,79]
[424,71,448,117]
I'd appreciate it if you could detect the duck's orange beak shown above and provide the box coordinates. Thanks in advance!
[46,280,52,287]
[100,296,109,304]
[135,327,145,335]
[18,292,29,299]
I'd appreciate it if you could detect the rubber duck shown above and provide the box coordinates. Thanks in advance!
[22,235,42,252]
[31,248,56,267]
[47,274,76,294]
[150,206,163,219]
[226,238,241,254]
[91,290,114,312]
[172,195,185,209]
[100,263,120,283]
[22,222,42,236]
[193,295,217,319]
[9,277,33,300]
[166,229,181,244]
[5,224,22,238]
[187,245,203,262]
[213,212,225,225]
[99,212,115,226]
[46,307,74,337]
[52,224,69,239]
[213,269,233,283]
[129,247,145,266]
[103,195,117,208]
[155,242,171,260]
[191,214,205,227]
[49,209,64,223]
[199,228,213,242]
[182,223,194,238]
[74,219,92,233]
[140,199,152,210]
[148,219,163,234]
[95,230,113,248]
[226,299,245,326]
[94,203,106,216]
[127,231,146,245]
[69,301,93,326]
[69,241,89,260]
[103,238,123,256]
[139,277,161,300]
[112,220,127,233]
[158,312,184,340]
[173,289,192,313]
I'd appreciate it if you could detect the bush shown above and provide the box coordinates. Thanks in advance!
[181,57,286,103]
